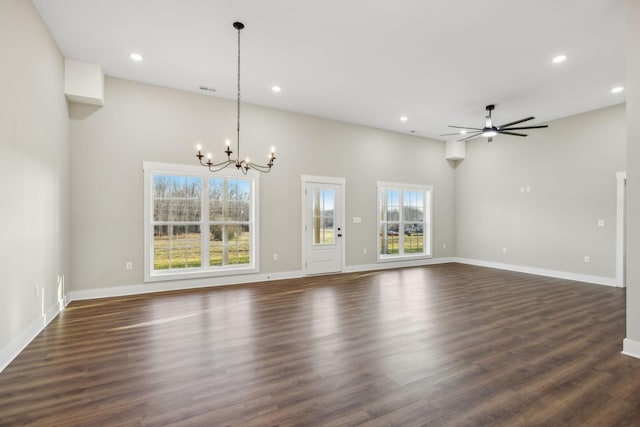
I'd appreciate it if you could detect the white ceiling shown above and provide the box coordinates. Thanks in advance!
[32,0,626,141]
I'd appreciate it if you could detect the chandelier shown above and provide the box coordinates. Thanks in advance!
[196,22,276,174]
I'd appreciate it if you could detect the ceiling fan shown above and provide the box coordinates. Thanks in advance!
[441,104,548,142]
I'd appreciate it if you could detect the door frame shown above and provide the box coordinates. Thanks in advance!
[616,171,627,287]
[301,175,346,275]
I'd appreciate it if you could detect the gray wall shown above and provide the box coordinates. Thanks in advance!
[456,104,625,278]
[69,77,456,291]
[0,0,70,352]
[626,0,640,347]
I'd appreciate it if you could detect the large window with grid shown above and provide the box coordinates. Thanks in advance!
[143,162,259,282]
[377,182,432,261]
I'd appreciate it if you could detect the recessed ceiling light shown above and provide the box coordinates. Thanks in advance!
[272,86,281,93]
[552,54,567,64]
[129,52,143,62]
[611,86,624,93]
[400,116,408,122]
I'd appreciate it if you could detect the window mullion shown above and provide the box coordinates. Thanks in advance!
[399,190,405,255]
[202,176,209,269]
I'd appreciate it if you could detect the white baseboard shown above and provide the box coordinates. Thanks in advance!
[344,257,455,273]
[454,257,620,287]
[622,338,640,359]
[67,270,305,302]
[67,258,458,302]
[0,298,67,373]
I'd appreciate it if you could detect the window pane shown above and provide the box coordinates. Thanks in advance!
[379,224,399,255]
[153,175,201,222]
[403,190,423,222]
[382,189,400,221]
[312,189,335,245]
[186,177,201,221]
[210,224,251,266]
[228,179,251,221]
[403,223,423,253]
[154,224,201,270]
[227,224,251,265]
[209,178,224,221]
[209,178,251,222]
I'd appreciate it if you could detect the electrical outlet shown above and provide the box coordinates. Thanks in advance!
[273,253,278,261]
[126,262,133,271]
[584,256,591,263]
[363,248,367,254]
[526,186,531,193]
[598,219,605,227]
[443,243,447,249]
[503,247,508,254]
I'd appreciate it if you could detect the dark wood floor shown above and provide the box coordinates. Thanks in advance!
[1,263,640,426]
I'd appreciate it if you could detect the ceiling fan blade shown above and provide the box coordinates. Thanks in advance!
[441,132,465,136]
[497,116,534,128]
[458,132,482,142]
[499,131,528,137]
[502,125,549,130]
[448,125,483,131]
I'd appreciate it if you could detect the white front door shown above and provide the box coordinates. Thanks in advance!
[302,177,344,275]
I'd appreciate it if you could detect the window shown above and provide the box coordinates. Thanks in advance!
[377,182,432,261]
[144,162,259,281]
[312,189,335,245]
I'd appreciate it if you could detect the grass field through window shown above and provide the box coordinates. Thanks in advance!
[379,232,424,255]
[154,232,250,270]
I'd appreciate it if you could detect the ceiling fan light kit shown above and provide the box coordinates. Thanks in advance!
[441,104,549,142]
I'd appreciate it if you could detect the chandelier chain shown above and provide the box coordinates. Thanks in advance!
[236,24,241,159]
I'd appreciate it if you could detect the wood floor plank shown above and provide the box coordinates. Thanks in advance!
[1,263,639,426]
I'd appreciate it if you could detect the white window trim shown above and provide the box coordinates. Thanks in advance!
[377,181,433,263]
[143,161,260,282]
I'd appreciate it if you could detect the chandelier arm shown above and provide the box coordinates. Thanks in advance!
[206,160,235,173]
[196,155,235,172]
[196,153,234,168]
[245,162,273,173]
